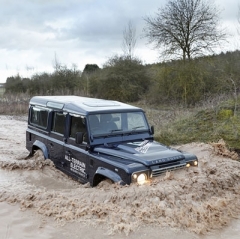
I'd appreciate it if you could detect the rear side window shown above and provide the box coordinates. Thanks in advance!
[52,112,65,135]
[30,107,49,129]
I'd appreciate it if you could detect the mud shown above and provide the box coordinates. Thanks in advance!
[0,115,240,238]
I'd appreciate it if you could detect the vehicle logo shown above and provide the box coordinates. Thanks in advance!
[135,140,151,154]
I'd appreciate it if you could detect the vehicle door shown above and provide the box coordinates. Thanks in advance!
[63,114,89,183]
[48,111,66,166]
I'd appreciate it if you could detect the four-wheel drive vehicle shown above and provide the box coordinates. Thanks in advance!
[26,96,198,186]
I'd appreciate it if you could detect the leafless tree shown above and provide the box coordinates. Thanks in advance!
[237,4,240,37]
[143,0,226,61]
[122,20,137,60]
[52,52,61,71]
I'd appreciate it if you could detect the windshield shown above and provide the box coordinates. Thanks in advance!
[88,112,149,136]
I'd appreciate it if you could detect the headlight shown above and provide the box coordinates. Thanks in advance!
[186,163,190,168]
[193,160,198,166]
[132,172,148,185]
[137,173,147,185]
[133,174,138,179]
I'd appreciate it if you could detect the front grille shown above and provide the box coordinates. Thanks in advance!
[151,160,186,177]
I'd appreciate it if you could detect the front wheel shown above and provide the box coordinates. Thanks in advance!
[33,149,45,160]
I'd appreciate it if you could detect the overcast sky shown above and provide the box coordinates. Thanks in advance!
[0,0,239,83]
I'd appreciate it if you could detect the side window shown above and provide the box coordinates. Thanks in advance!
[70,115,87,140]
[52,112,65,135]
[30,107,49,129]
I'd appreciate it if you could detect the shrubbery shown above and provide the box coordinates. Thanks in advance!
[3,50,240,107]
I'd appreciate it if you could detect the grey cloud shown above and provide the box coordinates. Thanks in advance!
[0,0,238,82]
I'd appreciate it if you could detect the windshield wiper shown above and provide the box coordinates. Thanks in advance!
[92,129,123,138]
[130,126,149,135]
[132,126,144,130]
[110,129,123,133]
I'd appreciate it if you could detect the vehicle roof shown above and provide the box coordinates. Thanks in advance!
[29,96,142,115]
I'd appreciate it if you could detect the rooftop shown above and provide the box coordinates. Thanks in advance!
[30,96,141,115]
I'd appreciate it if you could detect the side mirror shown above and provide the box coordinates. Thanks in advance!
[75,132,84,144]
[150,125,154,135]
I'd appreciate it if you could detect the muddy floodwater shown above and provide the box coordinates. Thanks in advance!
[0,115,240,239]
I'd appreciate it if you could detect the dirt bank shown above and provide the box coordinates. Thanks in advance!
[0,115,240,239]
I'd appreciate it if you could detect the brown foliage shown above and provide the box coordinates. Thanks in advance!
[211,139,239,160]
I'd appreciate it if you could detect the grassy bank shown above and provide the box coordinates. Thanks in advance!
[151,98,240,152]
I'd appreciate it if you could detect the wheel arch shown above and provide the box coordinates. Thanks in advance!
[32,140,49,159]
[92,167,125,186]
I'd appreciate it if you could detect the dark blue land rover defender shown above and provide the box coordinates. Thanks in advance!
[26,96,198,186]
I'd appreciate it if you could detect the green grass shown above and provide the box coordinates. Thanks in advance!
[153,102,240,151]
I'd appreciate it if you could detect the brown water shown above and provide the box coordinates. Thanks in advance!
[0,115,240,239]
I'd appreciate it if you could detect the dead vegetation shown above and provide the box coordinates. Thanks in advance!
[0,94,29,115]
[210,139,239,160]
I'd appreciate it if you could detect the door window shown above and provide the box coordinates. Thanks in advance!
[70,115,87,142]
[52,112,65,135]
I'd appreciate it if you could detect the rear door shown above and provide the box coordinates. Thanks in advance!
[48,111,66,166]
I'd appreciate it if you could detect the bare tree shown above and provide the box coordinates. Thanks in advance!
[143,0,226,61]
[52,52,61,71]
[237,4,240,37]
[122,20,137,60]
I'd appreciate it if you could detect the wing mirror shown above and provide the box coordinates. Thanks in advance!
[150,125,154,135]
